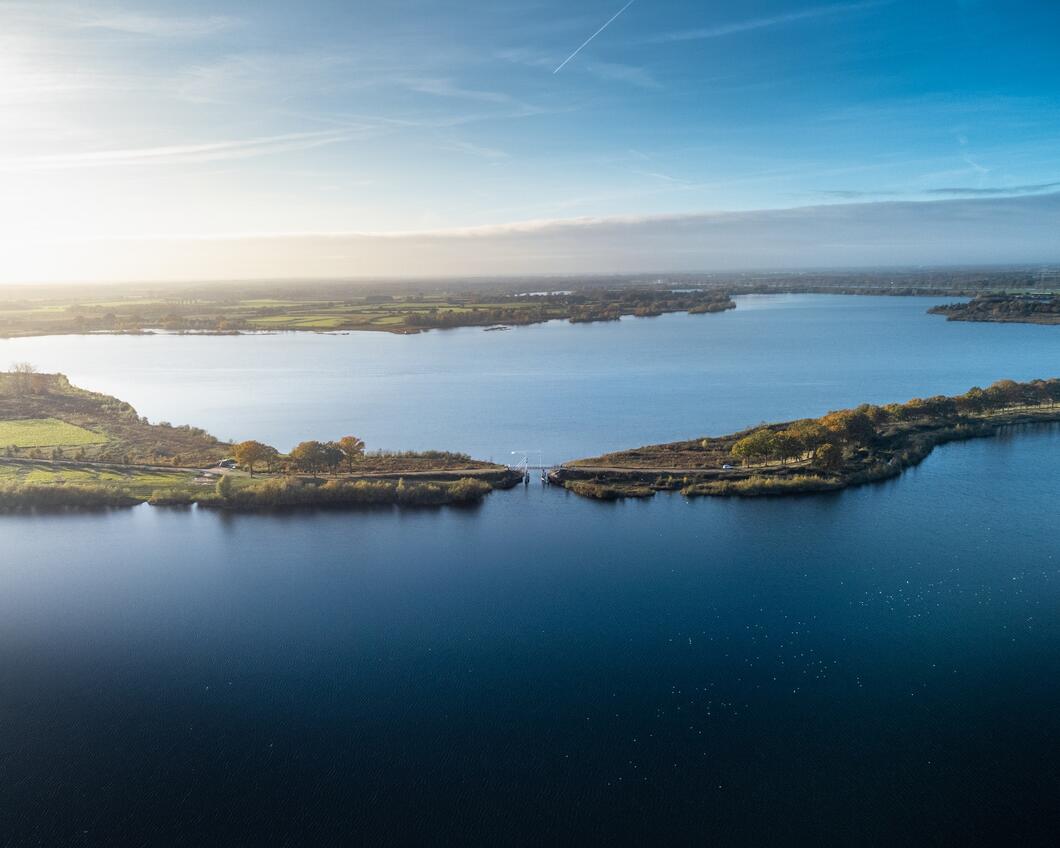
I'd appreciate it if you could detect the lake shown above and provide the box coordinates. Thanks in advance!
[3,294,1059,459]
[1,295,1058,845]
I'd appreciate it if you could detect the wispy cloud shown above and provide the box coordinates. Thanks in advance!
[815,180,1060,199]
[0,130,357,172]
[926,181,1060,196]
[404,78,515,105]
[960,153,990,175]
[584,61,660,89]
[4,2,240,38]
[651,1,886,43]
[630,170,690,185]
[78,12,240,37]
[437,138,510,160]
[495,48,556,71]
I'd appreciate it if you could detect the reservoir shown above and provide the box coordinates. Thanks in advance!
[1,295,1058,844]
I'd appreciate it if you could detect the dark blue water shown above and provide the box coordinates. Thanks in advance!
[2,426,1059,845]
[3,295,1059,459]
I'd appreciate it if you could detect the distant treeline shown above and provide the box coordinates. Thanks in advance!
[5,266,1059,339]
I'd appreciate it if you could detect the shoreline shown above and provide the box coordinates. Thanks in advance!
[550,382,1060,500]
[0,465,524,513]
[3,373,1059,512]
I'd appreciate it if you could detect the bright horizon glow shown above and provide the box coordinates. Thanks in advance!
[2,1,1060,283]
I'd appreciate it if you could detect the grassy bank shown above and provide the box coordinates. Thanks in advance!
[0,474,504,513]
[0,372,518,512]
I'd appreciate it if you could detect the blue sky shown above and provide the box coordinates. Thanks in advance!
[2,0,1059,281]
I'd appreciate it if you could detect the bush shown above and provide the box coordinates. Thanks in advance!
[0,483,137,511]
[202,475,494,510]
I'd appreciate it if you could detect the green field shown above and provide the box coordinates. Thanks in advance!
[0,459,214,499]
[0,418,108,448]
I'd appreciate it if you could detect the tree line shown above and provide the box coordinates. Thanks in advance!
[729,378,1060,468]
[233,435,367,476]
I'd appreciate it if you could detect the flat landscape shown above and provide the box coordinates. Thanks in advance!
[0,283,735,337]
[2,268,1057,339]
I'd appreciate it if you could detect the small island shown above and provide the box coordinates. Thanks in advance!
[551,378,1060,499]
[929,295,1060,325]
[0,368,519,511]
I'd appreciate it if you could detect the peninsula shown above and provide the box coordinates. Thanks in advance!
[551,378,1060,499]
[929,294,1060,325]
[0,370,518,511]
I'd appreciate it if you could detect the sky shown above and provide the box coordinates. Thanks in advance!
[1,0,1059,283]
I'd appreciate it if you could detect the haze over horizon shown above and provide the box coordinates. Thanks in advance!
[3,0,1059,283]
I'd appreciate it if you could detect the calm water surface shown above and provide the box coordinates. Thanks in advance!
[2,430,1058,845]
[1,296,1058,844]
[2,294,1058,458]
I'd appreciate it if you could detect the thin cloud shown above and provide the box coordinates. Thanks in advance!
[584,61,661,89]
[652,1,887,43]
[5,2,240,38]
[438,138,510,160]
[79,13,240,37]
[0,130,357,172]
[815,181,1060,199]
[926,181,1060,196]
[404,78,515,105]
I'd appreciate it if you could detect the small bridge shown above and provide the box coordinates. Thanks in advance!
[508,450,560,484]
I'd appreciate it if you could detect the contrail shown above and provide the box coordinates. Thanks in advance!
[554,0,637,73]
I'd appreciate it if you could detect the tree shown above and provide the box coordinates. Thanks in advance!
[216,473,234,499]
[338,436,366,471]
[233,440,279,476]
[813,442,844,471]
[731,429,777,465]
[289,440,327,473]
[820,409,877,446]
[985,379,1022,409]
[780,421,830,458]
[956,387,987,415]
[322,442,345,474]
[770,431,802,463]
[1043,379,1060,408]
[9,362,38,396]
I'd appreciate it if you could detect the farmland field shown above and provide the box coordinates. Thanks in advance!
[0,418,107,448]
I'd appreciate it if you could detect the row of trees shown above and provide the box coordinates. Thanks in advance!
[729,378,1060,468]
[232,435,366,476]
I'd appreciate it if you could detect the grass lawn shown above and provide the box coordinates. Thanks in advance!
[1,460,205,496]
[0,418,108,448]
